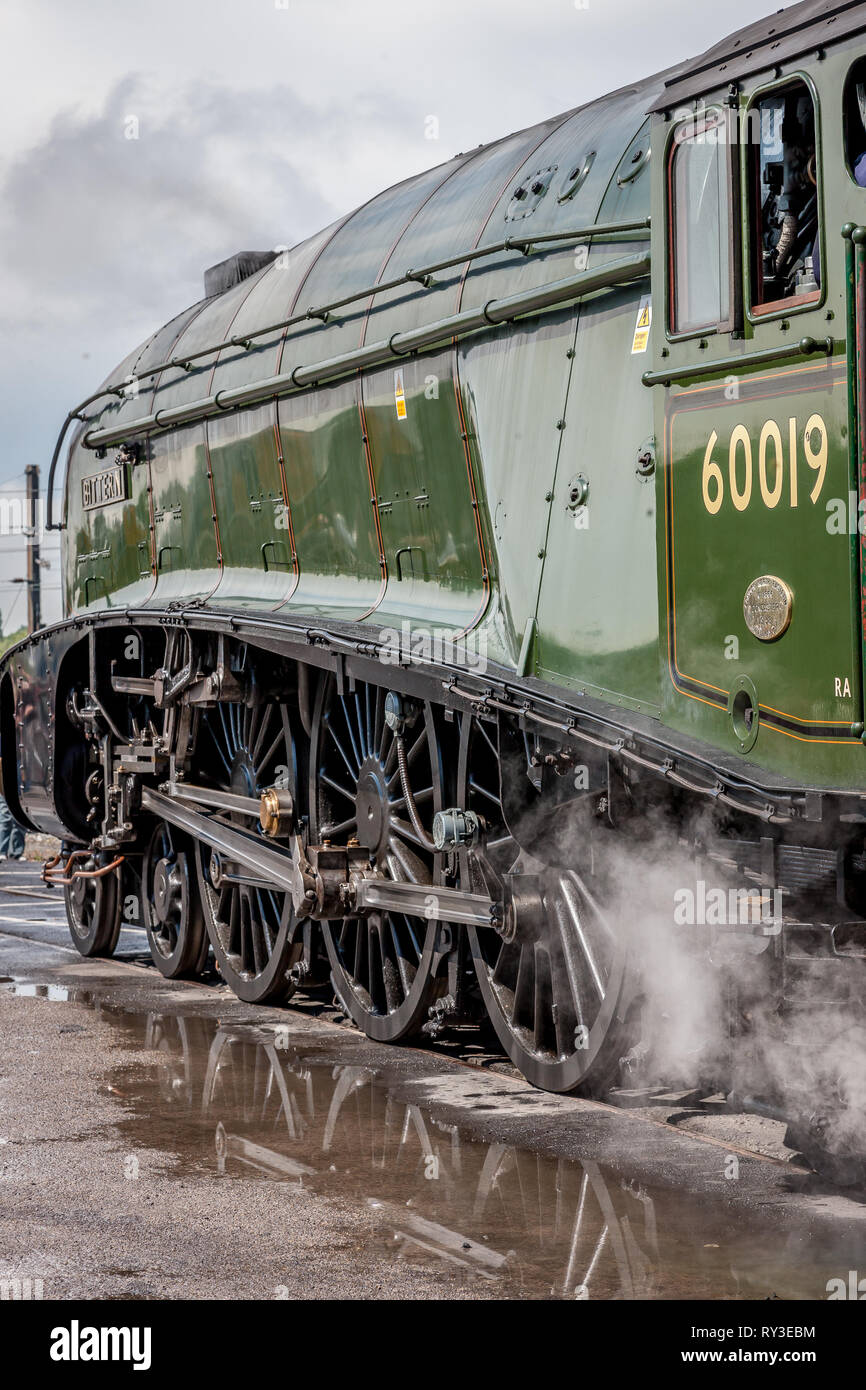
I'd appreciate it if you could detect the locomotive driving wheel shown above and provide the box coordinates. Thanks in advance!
[310,674,447,1042]
[64,861,122,958]
[194,693,303,1004]
[458,711,633,1095]
[142,822,209,978]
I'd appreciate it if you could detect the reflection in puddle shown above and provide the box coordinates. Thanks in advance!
[131,1016,665,1298]
[101,1011,862,1299]
[1,980,76,1001]
[4,985,862,1298]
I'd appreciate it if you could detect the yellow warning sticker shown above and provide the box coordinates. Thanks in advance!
[631,294,652,354]
[394,369,407,420]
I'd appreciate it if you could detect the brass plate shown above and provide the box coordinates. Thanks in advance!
[81,464,127,511]
[743,575,792,641]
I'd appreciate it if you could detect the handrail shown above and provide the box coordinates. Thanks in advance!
[640,334,835,388]
[79,250,651,452]
[844,223,866,730]
[45,216,650,527]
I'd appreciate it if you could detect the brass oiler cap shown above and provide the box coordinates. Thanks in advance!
[259,786,294,838]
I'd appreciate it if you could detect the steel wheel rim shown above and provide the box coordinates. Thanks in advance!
[67,871,98,941]
[195,696,300,1002]
[64,863,121,957]
[460,712,630,1093]
[311,676,443,1042]
[144,824,184,961]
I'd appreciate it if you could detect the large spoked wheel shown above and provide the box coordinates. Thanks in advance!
[310,675,446,1042]
[142,822,208,978]
[194,695,303,1004]
[459,712,633,1095]
[64,860,122,958]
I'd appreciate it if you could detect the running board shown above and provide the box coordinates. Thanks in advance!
[140,787,498,928]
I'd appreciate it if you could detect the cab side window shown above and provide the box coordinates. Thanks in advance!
[748,81,820,314]
[668,112,733,335]
[844,57,866,186]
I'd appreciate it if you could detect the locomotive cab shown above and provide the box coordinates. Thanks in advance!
[647,30,866,791]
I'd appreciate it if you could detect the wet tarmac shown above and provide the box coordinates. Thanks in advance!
[2,861,866,1300]
[3,976,866,1299]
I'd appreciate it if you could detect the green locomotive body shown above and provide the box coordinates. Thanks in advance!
[63,85,655,680]
[57,2,866,789]
[7,0,866,1140]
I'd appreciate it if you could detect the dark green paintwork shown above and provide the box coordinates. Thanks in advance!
[647,36,866,786]
[61,17,866,793]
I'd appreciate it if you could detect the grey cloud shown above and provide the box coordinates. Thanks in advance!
[0,71,425,636]
[0,75,415,329]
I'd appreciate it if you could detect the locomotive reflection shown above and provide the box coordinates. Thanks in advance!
[141,1014,660,1298]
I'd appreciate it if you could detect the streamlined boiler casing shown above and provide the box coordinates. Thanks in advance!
[62,82,655,690]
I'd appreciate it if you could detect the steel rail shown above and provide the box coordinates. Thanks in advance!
[81,251,651,451]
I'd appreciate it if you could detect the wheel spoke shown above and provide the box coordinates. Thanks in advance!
[251,894,266,975]
[353,920,365,982]
[492,939,520,989]
[326,719,360,781]
[389,815,428,852]
[340,695,363,768]
[242,701,253,747]
[389,785,433,815]
[196,690,297,1002]
[533,945,548,1054]
[320,772,356,804]
[367,928,378,1008]
[389,918,415,997]
[218,703,233,757]
[373,688,384,760]
[383,733,399,778]
[323,813,358,838]
[365,684,374,759]
[558,878,605,1001]
[380,926,401,1011]
[513,945,534,1032]
[251,704,275,765]
[476,719,499,759]
[387,835,431,887]
[315,676,440,1040]
[461,710,630,1091]
[257,728,285,783]
[354,691,369,760]
[469,777,501,807]
[403,914,423,960]
[207,715,233,777]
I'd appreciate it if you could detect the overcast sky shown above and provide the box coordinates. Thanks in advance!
[0,0,782,629]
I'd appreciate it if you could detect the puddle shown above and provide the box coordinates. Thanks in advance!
[1,980,79,1001]
[4,983,865,1299]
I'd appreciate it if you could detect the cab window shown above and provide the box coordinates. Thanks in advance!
[844,57,866,186]
[748,81,820,315]
[668,112,732,335]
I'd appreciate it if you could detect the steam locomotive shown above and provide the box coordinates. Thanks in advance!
[6,0,866,1154]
